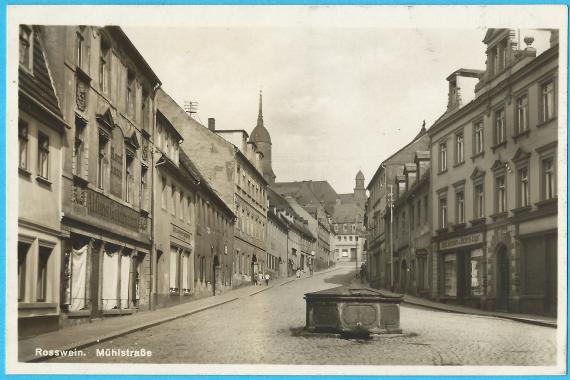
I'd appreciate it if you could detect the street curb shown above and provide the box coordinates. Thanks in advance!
[403,299,557,328]
[22,297,240,363]
[248,286,273,296]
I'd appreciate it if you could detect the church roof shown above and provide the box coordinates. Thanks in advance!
[250,91,271,144]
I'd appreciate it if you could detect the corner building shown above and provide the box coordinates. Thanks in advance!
[429,29,559,316]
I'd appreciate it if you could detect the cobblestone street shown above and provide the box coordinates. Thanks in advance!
[49,266,557,366]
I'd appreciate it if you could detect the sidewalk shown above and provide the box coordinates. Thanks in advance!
[382,288,557,328]
[19,266,342,363]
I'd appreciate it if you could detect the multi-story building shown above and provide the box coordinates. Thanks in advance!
[365,126,429,289]
[40,26,161,327]
[157,91,268,288]
[428,29,558,316]
[266,207,289,279]
[17,25,68,337]
[383,151,433,296]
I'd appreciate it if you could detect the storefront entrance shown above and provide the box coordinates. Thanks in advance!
[496,244,510,311]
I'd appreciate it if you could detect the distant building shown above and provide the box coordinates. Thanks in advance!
[428,29,558,316]
[250,92,276,185]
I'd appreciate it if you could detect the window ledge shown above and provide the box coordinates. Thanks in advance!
[438,169,448,175]
[436,227,449,234]
[36,176,52,187]
[536,117,557,128]
[512,129,530,143]
[491,141,507,152]
[453,223,467,231]
[471,151,485,162]
[470,217,486,226]
[490,211,508,221]
[512,205,532,215]
[453,161,465,168]
[536,198,557,208]
[19,167,32,178]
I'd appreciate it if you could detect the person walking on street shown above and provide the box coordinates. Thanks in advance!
[258,272,263,286]
[296,269,301,278]
[265,273,270,286]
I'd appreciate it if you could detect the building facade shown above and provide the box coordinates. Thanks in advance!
[18,25,69,337]
[429,29,558,316]
[40,26,161,328]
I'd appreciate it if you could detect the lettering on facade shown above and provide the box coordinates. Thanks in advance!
[439,233,483,251]
[86,188,142,232]
[172,224,192,242]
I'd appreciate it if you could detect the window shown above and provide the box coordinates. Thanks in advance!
[470,249,483,296]
[171,185,176,216]
[37,132,50,179]
[343,224,347,232]
[19,120,28,170]
[444,254,457,296]
[475,183,484,218]
[424,195,428,223]
[349,236,353,241]
[37,246,51,302]
[515,94,529,134]
[18,242,30,302]
[127,70,135,115]
[439,196,447,229]
[417,200,421,227]
[439,142,447,172]
[455,133,464,164]
[541,81,555,121]
[73,119,85,177]
[99,38,109,93]
[125,154,134,204]
[97,134,108,190]
[142,88,150,131]
[19,25,32,69]
[494,108,506,145]
[334,224,338,232]
[518,168,530,207]
[474,121,484,154]
[140,165,148,210]
[542,158,556,200]
[161,177,167,209]
[76,31,84,68]
[456,191,465,224]
[496,175,506,213]
[180,192,185,221]
[352,224,356,232]
[169,247,179,292]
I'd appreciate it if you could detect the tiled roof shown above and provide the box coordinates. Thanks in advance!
[19,26,62,119]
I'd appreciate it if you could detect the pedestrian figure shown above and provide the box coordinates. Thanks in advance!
[254,274,258,286]
[258,272,263,286]
[296,269,301,278]
[265,273,270,286]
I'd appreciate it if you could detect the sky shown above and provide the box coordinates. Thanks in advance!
[123,26,489,194]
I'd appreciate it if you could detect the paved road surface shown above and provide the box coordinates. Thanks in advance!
[50,266,557,365]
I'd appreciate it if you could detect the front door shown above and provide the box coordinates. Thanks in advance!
[496,246,509,311]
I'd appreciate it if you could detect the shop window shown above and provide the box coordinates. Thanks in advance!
[70,243,88,311]
[470,249,483,296]
[444,254,457,296]
[19,119,28,170]
[119,253,131,308]
[169,247,180,293]
[18,242,30,302]
[541,81,555,121]
[37,131,50,180]
[494,108,506,145]
[455,132,464,164]
[515,94,529,134]
[19,25,32,70]
[473,120,484,155]
[36,246,51,302]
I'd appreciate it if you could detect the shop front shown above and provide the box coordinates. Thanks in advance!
[437,231,486,309]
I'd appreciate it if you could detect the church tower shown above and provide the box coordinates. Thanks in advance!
[354,170,366,200]
[250,91,276,184]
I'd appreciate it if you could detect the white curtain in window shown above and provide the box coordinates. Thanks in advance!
[120,254,131,309]
[169,248,178,289]
[102,250,119,310]
[70,244,88,311]
[182,252,189,290]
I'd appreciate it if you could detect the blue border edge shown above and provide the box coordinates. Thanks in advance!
[0,2,568,380]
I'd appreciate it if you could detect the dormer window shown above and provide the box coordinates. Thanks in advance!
[19,25,32,70]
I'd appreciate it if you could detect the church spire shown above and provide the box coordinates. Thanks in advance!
[257,90,264,127]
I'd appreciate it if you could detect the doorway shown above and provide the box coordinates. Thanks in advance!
[496,244,509,311]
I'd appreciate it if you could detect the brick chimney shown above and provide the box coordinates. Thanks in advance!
[208,118,215,132]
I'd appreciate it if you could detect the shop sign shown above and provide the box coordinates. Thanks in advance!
[86,188,141,232]
[439,233,483,251]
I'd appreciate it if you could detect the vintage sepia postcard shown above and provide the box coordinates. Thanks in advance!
[5,4,568,377]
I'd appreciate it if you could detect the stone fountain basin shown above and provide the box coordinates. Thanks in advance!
[305,286,404,335]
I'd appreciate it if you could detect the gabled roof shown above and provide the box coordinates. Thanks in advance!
[19,26,64,125]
